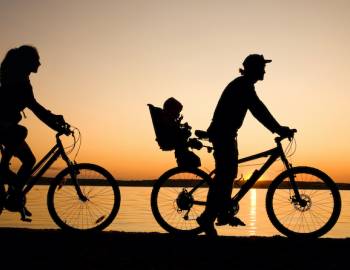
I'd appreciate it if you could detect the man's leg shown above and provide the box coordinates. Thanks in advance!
[211,139,238,223]
[197,138,238,235]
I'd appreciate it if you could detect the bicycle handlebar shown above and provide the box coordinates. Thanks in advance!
[56,122,73,137]
[274,129,297,143]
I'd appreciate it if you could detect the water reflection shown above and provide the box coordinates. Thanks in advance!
[248,189,257,236]
[1,187,350,238]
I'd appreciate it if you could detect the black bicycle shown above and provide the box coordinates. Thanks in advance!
[151,129,341,238]
[0,122,121,232]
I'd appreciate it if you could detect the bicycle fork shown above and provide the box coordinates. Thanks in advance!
[63,162,88,202]
[60,148,87,202]
[280,153,304,203]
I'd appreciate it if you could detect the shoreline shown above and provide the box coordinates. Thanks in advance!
[0,228,349,269]
[11,177,350,189]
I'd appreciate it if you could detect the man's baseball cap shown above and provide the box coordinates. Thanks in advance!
[243,54,272,69]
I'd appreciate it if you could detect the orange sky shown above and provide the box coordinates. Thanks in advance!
[1,0,350,182]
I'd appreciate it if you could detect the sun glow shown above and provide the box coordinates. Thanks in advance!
[1,1,350,181]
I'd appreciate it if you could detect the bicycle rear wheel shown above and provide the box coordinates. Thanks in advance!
[151,167,211,235]
[47,163,120,232]
[266,166,341,238]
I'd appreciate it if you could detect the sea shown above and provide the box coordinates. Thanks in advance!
[1,186,349,238]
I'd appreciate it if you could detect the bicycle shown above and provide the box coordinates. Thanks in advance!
[0,122,121,232]
[150,129,342,238]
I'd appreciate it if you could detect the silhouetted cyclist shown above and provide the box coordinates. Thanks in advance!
[0,45,66,214]
[197,54,294,236]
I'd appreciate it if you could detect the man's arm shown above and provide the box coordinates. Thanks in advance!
[248,91,281,134]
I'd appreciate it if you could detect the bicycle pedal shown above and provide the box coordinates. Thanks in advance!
[229,217,246,227]
[215,219,230,226]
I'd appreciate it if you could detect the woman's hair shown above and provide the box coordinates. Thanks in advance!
[0,45,39,83]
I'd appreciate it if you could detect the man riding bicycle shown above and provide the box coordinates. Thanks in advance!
[197,54,295,236]
[0,45,66,215]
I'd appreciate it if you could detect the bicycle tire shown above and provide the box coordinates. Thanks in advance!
[151,167,211,235]
[266,166,341,238]
[47,163,121,232]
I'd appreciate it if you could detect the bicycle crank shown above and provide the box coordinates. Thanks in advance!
[176,189,194,211]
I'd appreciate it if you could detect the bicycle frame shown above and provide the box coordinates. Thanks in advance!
[21,132,77,196]
[231,137,301,205]
[187,137,301,208]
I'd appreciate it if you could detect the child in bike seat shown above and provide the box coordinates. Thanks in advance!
[162,97,191,148]
[161,97,201,168]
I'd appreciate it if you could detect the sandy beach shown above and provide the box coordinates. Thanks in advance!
[0,228,348,270]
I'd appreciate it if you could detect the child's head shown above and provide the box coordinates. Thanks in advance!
[163,97,183,119]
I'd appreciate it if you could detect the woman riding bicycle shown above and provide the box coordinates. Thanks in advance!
[0,45,66,212]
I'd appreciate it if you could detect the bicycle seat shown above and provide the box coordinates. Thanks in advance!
[195,130,209,140]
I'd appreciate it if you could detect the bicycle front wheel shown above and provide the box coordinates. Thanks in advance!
[47,163,121,232]
[151,167,211,235]
[266,166,341,238]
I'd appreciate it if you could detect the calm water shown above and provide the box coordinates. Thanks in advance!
[1,186,349,238]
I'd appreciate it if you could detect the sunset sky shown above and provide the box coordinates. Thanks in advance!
[1,0,350,182]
